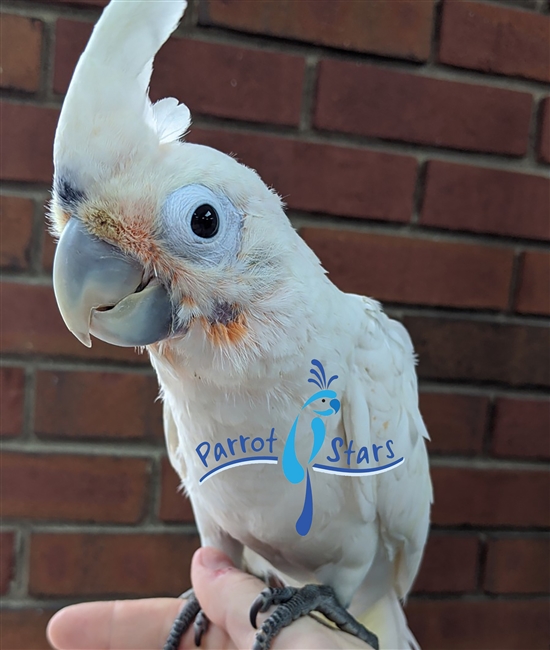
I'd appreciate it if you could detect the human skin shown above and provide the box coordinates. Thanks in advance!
[47,547,373,650]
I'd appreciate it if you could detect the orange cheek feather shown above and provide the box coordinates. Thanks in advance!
[202,313,248,347]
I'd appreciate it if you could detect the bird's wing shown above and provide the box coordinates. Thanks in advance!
[344,295,432,598]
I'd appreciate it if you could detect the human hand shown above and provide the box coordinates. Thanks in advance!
[48,546,373,649]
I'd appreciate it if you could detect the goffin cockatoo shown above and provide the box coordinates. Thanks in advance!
[50,1,433,649]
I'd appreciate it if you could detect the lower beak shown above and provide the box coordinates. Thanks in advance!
[52,218,173,347]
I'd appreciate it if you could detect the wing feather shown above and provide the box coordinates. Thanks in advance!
[345,296,432,598]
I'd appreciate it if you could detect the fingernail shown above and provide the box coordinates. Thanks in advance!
[197,547,233,574]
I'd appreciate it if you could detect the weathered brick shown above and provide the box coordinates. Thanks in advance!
[314,60,532,155]
[199,0,436,62]
[413,534,479,593]
[0,367,24,438]
[439,1,550,83]
[159,457,195,523]
[0,532,15,595]
[0,610,54,650]
[0,282,146,363]
[492,397,550,460]
[301,228,514,310]
[431,467,550,527]
[0,103,58,183]
[407,600,550,650]
[55,20,305,127]
[485,538,550,594]
[515,251,550,316]
[54,0,107,4]
[190,129,417,222]
[420,392,488,455]
[1,453,149,523]
[35,370,162,440]
[483,538,550,594]
[421,161,550,241]
[0,195,34,270]
[404,316,550,387]
[29,532,200,596]
[0,15,43,92]
[538,97,550,164]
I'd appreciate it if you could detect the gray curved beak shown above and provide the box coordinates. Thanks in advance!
[52,218,173,347]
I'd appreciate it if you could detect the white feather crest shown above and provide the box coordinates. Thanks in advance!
[54,0,189,183]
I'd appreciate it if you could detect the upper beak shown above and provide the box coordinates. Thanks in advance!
[52,218,174,348]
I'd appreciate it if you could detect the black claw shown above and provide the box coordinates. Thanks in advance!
[163,591,209,650]
[194,610,209,647]
[249,593,264,628]
[249,584,378,650]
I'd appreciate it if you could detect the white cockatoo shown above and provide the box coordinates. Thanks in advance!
[50,1,433,649]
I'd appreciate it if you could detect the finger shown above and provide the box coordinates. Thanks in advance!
[47,598,235,650]
[192,548,260,647]
[192,547,325,649]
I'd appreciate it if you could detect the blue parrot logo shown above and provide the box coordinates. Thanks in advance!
[282,359,340,536]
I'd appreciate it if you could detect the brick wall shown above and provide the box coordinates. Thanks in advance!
[1,1,549,648]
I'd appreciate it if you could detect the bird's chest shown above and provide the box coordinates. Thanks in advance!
[165,382,355,554]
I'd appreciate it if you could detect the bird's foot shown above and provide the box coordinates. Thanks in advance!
[249,584,379,650]
[163,589,210,650]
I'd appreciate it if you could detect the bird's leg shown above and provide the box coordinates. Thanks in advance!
[249,584,379,650]
[163,589,210,650]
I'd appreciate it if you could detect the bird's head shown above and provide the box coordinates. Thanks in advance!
[51,0,319,370]
[303,360,340,416]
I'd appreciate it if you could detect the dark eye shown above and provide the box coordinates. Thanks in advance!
[322,399,325,403]
[191,204,219,238]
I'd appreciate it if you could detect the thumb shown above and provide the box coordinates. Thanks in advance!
[191,547,261,648]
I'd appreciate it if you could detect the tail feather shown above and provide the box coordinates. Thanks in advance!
[358,591,419,650]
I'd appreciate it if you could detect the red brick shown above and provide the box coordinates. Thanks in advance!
[538,97,550,164]
[431,467,550,527]
[0,532,15,595]
[413,534,479,593]
[485,537,550,594]
[1,452,149,523]
[314,60,532,155]
[55,20,305,127]
[0,195,34,270]
[159,457,195,523]
[404,316,550,387]
[515,251,550,316]
[0,282,146,363]
[29,532,199,596]
[301,228,514,310]
[492,397,550,460]
[421,161,550,241]
[35,370,162,441]
[439,1,550,83]
[0,368,24,438]
[199,0,435,62]
[0,15,43,92]
[31,0,109,7]
[407,600,550,650]
[190,129,417,222]
[420,392,488,455]
[0,610,54,650]
[0,103,58,183]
